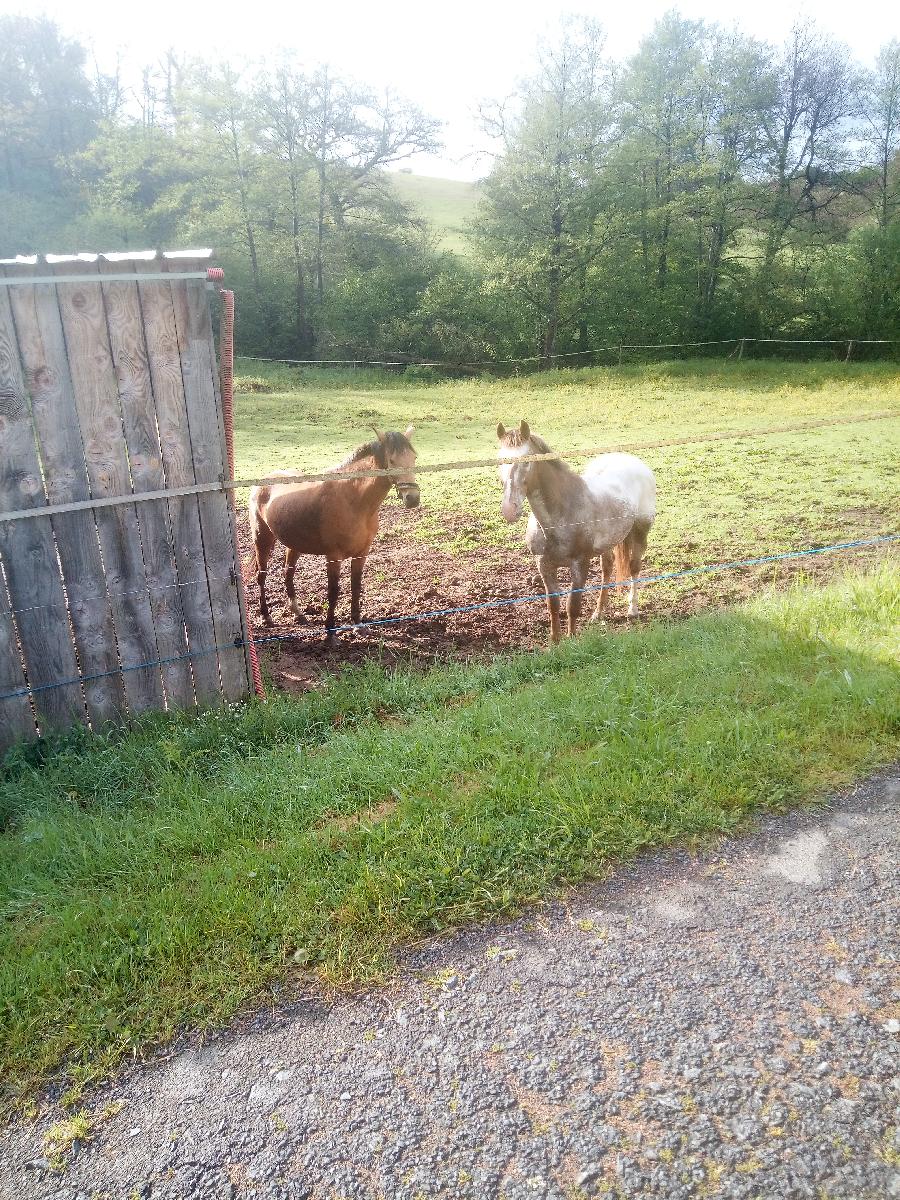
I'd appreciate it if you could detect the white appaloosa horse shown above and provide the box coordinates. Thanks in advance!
[497,420,656,644]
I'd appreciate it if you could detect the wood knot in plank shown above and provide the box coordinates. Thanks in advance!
[0,386,27,420]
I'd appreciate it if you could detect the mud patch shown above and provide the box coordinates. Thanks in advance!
[236,506,894,694]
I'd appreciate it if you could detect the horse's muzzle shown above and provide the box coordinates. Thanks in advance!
[400,486,420,509]
[501,498,521,522]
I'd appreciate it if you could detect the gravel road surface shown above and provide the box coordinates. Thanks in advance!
[2,768,898,1200]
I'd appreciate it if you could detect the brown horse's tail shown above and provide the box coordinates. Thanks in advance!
[614,537,632,590]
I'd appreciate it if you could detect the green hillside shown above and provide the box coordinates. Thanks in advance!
[390,171,481,254]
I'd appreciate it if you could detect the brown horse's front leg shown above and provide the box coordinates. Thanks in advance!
[257,570,272,626]
[325,557,341,646]
[350,555,365,626]
[536,554,562,645]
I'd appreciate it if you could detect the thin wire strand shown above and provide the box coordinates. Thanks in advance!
[1,407,898,620]
[235,335,897,371]
[2,533,896,702]
[1,409,897,526]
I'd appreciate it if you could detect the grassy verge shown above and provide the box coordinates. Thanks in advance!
[1,566,898,1110]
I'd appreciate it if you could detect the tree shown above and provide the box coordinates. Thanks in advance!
[0,15,98,196]
[477,18,612,362]
[751,21,856,317]
[853,39,900,230]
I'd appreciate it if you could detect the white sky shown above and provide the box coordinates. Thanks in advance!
[6,0,898,178]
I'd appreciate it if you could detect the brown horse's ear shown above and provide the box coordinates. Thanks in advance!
[404,424,414,439]
[371,426,386,443]
[519,420,530,440]
[497,422,506,440]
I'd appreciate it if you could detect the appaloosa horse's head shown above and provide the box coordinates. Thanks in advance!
[496,420,542,522]
[374,426,420,508]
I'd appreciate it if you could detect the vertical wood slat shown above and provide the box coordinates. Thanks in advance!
[197,284,259,696]
[168,262,250,702]
[0,563,35,753]
[99,259,195,709]
[5,269,126,728]
[0,284,86,733]
[135,260,223,707]
[52,259,165,714]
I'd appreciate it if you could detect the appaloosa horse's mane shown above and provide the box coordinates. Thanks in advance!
[498,428,578,509]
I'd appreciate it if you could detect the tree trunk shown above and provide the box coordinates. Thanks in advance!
[288,171,311,356]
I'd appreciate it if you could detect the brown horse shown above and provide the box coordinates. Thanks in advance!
[249,427,419,644]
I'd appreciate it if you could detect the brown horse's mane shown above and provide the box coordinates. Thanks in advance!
[333,431,412,473]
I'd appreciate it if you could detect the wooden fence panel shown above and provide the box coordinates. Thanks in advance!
[52,258,165,715]
[5,268,126,728]
[134,259,223,707]
[167,260,250,702]
[99,258,194,709]
[0,284,86,733]
[0,250,252,751]
[0,563,35,753]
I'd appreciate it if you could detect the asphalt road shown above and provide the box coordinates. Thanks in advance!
[1,768,898,1200]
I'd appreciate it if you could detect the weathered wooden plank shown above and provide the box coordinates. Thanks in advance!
[99,258,194,710]
[5,268,125,728]
[0,562,35,754]
[135,258,223,707]
[52,259,165,714]
[168,263,249,702]
[0,281,86,733]
[196,287,259,695]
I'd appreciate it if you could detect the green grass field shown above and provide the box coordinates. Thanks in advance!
[233,359,900,612]
[1,359,898,1110]
[1,568,898,1110]
[389,171,481,253]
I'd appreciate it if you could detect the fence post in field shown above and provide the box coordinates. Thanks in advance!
[845,340,854,362]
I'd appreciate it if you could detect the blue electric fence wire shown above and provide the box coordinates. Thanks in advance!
[2,533,896,704]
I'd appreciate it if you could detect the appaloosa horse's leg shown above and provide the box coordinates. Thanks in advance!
[567,554,591,637]
[627,522,651,617]
[591,550,615,622]
[350,555,365,626]
[284,547,303,622]
[325,557,342,646]
[536,554,563,645]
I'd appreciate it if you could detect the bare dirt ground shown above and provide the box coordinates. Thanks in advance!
[236,506,886,694]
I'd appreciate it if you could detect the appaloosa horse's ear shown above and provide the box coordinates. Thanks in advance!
[519,420,530,440]
[371,426,386,443]
[404,425,415,439]
[497,422,506,440]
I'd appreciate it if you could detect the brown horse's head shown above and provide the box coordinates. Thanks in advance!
[374,425,420,508]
